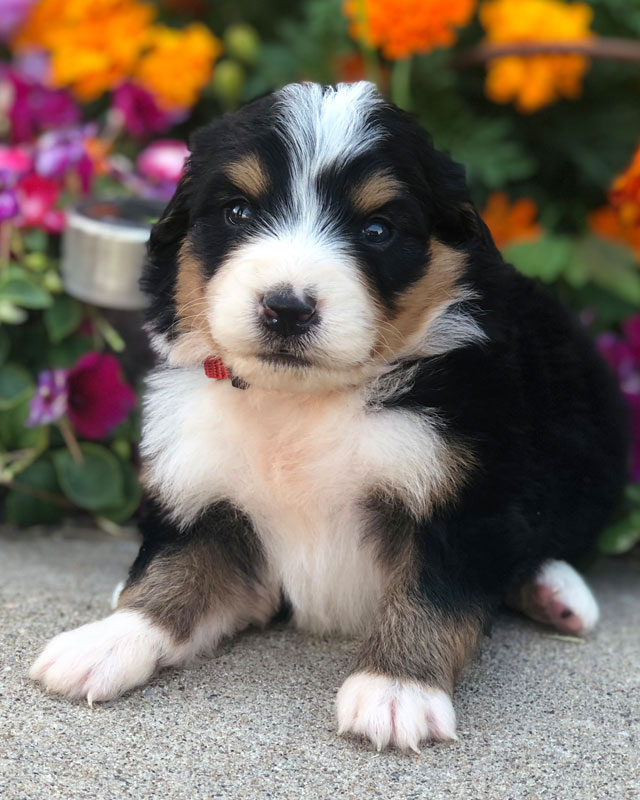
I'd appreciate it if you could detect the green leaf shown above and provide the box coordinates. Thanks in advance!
[0,275,53,309]
[22,229,49,253]
[47,335,94,369]
[566,234,640,304]
[503,235,573,283]
[0,327,9,365]
[44,295,83,344]
[0,363,34,411]
[598,512,640,555]
[0,398,48,452]
[53,443,124,511]
[99,459,141,523]
[5,456,67,528]
[0,299,28,324]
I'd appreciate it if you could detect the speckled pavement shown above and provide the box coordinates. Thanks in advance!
[1,527,639,800]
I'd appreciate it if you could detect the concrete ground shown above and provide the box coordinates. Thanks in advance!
[1,527,639,800]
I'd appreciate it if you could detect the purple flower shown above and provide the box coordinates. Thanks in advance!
[34,126,96,192]
[0,188,19,221]
[0,0,35,41]
[1,65,80,144]
[26,369,69,427]
[112,83,185,140]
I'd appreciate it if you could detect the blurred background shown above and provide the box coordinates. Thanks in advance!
[1,0,639,556]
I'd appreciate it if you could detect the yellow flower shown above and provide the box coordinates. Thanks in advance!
[344,0,476,60]
[479,0,593,113]
[135,23,221,110]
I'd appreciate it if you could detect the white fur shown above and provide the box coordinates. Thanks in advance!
[141,367,461,634]
[110,580,125,610]
[535,559,600,632]
[336,672,457,752]
[206,234,379,393]
[29,608,247,702]
[275,82,383,235]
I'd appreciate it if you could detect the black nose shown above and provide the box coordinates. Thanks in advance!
[261,289,317,337]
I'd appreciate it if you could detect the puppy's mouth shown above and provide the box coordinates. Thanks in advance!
[259,351,313,368]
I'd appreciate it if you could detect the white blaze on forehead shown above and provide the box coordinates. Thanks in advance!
[274,82,385,235]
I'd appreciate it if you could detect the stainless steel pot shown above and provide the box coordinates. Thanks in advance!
[61,197,165,310]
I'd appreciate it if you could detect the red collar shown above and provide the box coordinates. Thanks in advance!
[203,357,247,389]
[203,356,231,380]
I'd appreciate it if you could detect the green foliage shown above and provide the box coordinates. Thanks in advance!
[44,295,83,343]
[5,456,67,528]
[0,363,33,410]
[53,443,125,511]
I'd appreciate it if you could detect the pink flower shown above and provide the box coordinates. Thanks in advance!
[0,144,33,182]
[112,83,185,139]
[137,139,189,184]
[14,173,65,232]
[66,352,136,439]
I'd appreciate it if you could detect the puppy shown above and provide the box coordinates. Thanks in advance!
[30,82,628,752]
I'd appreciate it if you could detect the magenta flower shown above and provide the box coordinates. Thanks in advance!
[14,173,65,232]
[0,188,19,221]
[1,65,80,144]
[26,369,69,427]
[0,0,35,40]
[598,316,640,481]
[66,352,136,439]
[0,144,33,182]
[112,83,185,140]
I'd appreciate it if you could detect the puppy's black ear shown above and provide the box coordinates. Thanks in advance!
[141,161,193,339]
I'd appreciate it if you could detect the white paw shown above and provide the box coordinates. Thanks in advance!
[29,611,170,703]
[336,671,456,753]
[515,559,600,635]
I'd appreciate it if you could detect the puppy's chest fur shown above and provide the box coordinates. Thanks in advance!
[143,368,458,633]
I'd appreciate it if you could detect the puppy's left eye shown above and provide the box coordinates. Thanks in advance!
[225,201,253,226]
[361,219,393,245]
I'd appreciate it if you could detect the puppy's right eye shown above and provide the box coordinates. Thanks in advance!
[225,202,253,226]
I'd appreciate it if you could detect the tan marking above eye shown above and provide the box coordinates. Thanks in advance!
[351,172,403,215]
[225,153,269,199]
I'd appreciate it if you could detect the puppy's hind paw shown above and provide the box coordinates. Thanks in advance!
[29,610,169,703]
[336,671,456,753]
[508,559,600,635]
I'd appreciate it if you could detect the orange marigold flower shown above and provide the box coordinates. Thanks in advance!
[589,206,640,262]
[14,0,153,102]
[481,191,543,248]
[344,0,476,60]
[479,0,593,113]
[609,144,640,229]
[134,23,221,110]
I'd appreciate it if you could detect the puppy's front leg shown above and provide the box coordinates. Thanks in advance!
[337,549,487,752]
[30,500,278,703]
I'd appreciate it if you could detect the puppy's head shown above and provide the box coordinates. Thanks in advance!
[143,81,491,392]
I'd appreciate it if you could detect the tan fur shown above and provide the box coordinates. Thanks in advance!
[118,535,278,642]
[374,240,467,361]
[225,153,269,198]
[351,171,403,215]
[354,543,485,694]
[170,241,218,366]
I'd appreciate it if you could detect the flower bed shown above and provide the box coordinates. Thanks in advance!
[1,0,640,553]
